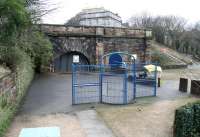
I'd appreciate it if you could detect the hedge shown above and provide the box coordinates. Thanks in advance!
[174,101,200,137]
[0,48,34,137]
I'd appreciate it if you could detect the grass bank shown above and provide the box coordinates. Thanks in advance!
[0,48,34,137]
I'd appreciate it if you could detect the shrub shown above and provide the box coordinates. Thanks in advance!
[0,92,12,109]
[193,103,200,137]
[0,108,15,137]
[174,101,200,137]
[0,0,51,136]
[0,93,8,109]
[28,31,53,73]
[151,51,171,66]
[0,47,34,137]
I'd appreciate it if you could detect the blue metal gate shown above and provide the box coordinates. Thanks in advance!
[72,65,101,104]
[72,63,157,105]
[101,64,134,104]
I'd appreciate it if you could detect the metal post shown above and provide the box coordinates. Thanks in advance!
[72,63,75,105]
[133,59,136,99]
[158,78,161,87]
[154,63,157,96]
[123,67,128,104]
[99,64,103,103]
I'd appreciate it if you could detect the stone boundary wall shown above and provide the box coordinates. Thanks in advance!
[0,73,16,102]
[162,64,188,69]
[191,80,200,95]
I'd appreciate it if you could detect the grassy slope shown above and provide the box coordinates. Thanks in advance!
[150,41,193,66]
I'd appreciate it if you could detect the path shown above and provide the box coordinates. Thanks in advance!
[5,114,86,137]
[5,73,86,137]
[76,110,115,137]
[19,73,72,115]
[5,73,115,137]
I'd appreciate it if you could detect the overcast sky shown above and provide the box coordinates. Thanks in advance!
[42,0,200,25]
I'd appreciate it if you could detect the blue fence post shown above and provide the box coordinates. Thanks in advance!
[72,63,75,105]
[99,64,103,103]
[133,59,136,99]
[123,67,128,104]
[154,62,158,96]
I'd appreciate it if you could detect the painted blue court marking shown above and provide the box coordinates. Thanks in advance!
[19,127,60,137]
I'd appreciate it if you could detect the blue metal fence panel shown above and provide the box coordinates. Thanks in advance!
[72,64,75,104]
[72,64,101,104]
[101,73,126,104]
[154,63,158,96]
[126,64,135,103]
[135,63,157,98]
[124,71,128,104]
[133,62,136,99]
[72,62,157,105]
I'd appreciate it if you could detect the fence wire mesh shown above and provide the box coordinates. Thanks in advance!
[135,63,157,97]
[72,63,157,105]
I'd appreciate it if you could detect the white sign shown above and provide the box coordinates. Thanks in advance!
[131,54,137,60]
[73,55,79,63]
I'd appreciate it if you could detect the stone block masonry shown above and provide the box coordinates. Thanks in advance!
[0,73,16,104]
[39,24,152,72]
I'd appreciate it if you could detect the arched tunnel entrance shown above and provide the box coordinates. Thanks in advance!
[54,51,90,73]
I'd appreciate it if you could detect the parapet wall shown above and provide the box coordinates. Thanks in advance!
[39,24,152,38]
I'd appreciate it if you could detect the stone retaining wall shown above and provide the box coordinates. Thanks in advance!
[162,64,188,69]
[191,80,200,95]
[0,73,16,103]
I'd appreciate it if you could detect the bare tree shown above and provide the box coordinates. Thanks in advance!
[128,13,200,58]
[128,12,154,28]
[25,0,57,23]
[65,14,81,26]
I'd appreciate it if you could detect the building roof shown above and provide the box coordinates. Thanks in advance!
[66,7,123,27]
[79,7,122,22]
